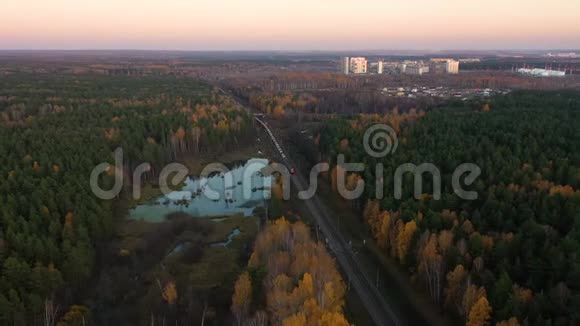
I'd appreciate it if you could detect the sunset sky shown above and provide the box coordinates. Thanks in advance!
[2,0,580,50]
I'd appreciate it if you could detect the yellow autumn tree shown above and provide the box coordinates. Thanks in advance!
[397,221,417,262]
[512,284,533,304]
[462,284,487,317]
[319,311,350,326]
[462,220,475,235]
[246,218,349,325]
[496,317,520,326]
[216,119,229,132]
[445,264,468,310]
[273,105,285,119]
[162,281,178,305]
[390,219,403,258]
[549,184,577,197]
[437,230,454,255]
[419,234,444,304]
[363,200,380,230]
[481,235,495,251]
[289,273,315,309]
[345,173,362,192]
[40,206,50,216]
[175,127,186,140]
[63,212,75,238]
[282,313,306,326]
[231,272,252,326]
[56,305,89,326]
[271,177,285,200]
[267,273,293,320]
[467,296,492,326]
[376,211,392,249]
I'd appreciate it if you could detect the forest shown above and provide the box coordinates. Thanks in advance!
[0,73,252,325]
[314,91,580,325]
[1,68,579,326]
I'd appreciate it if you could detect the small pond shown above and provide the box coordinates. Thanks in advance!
[129,158,272,223]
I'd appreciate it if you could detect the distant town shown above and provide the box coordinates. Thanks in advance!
[340,55,571,77]
[340,56,460,75]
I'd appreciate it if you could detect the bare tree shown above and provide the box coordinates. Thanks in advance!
[44,298,59,326]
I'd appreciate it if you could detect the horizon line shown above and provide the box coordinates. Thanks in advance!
[1,48,579,53]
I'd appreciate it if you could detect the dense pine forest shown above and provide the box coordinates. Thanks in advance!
[1,70,579,326]
[316,91,580,325]
[0,74,252,325]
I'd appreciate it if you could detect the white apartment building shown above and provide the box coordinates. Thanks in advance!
[377,61,384,74]
[398,63,407,73]
[350,57,367,74]
[517,68,566,77]
[405,64,429,75]
[430,58,460,74]
[446,60,459,74]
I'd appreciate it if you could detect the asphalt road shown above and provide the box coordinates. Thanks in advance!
[255,116,403,326]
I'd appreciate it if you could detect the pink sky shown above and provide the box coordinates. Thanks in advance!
[2,0,580,50]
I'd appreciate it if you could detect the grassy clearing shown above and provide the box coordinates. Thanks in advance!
[115,214,259,323]
[204,214,259,244]
[167,215,259,290]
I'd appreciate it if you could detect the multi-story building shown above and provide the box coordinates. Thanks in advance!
[350,57,367,74]
[379,61,399,73]
[405,64,429,75]
[517,68,566,77]
[377,61,384,74]
[446,60,459,74]
[397,63,407,73]
[430,61,448,74]
[339,56,350,75]
[369,61,384,74]
[429,58,460,74]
